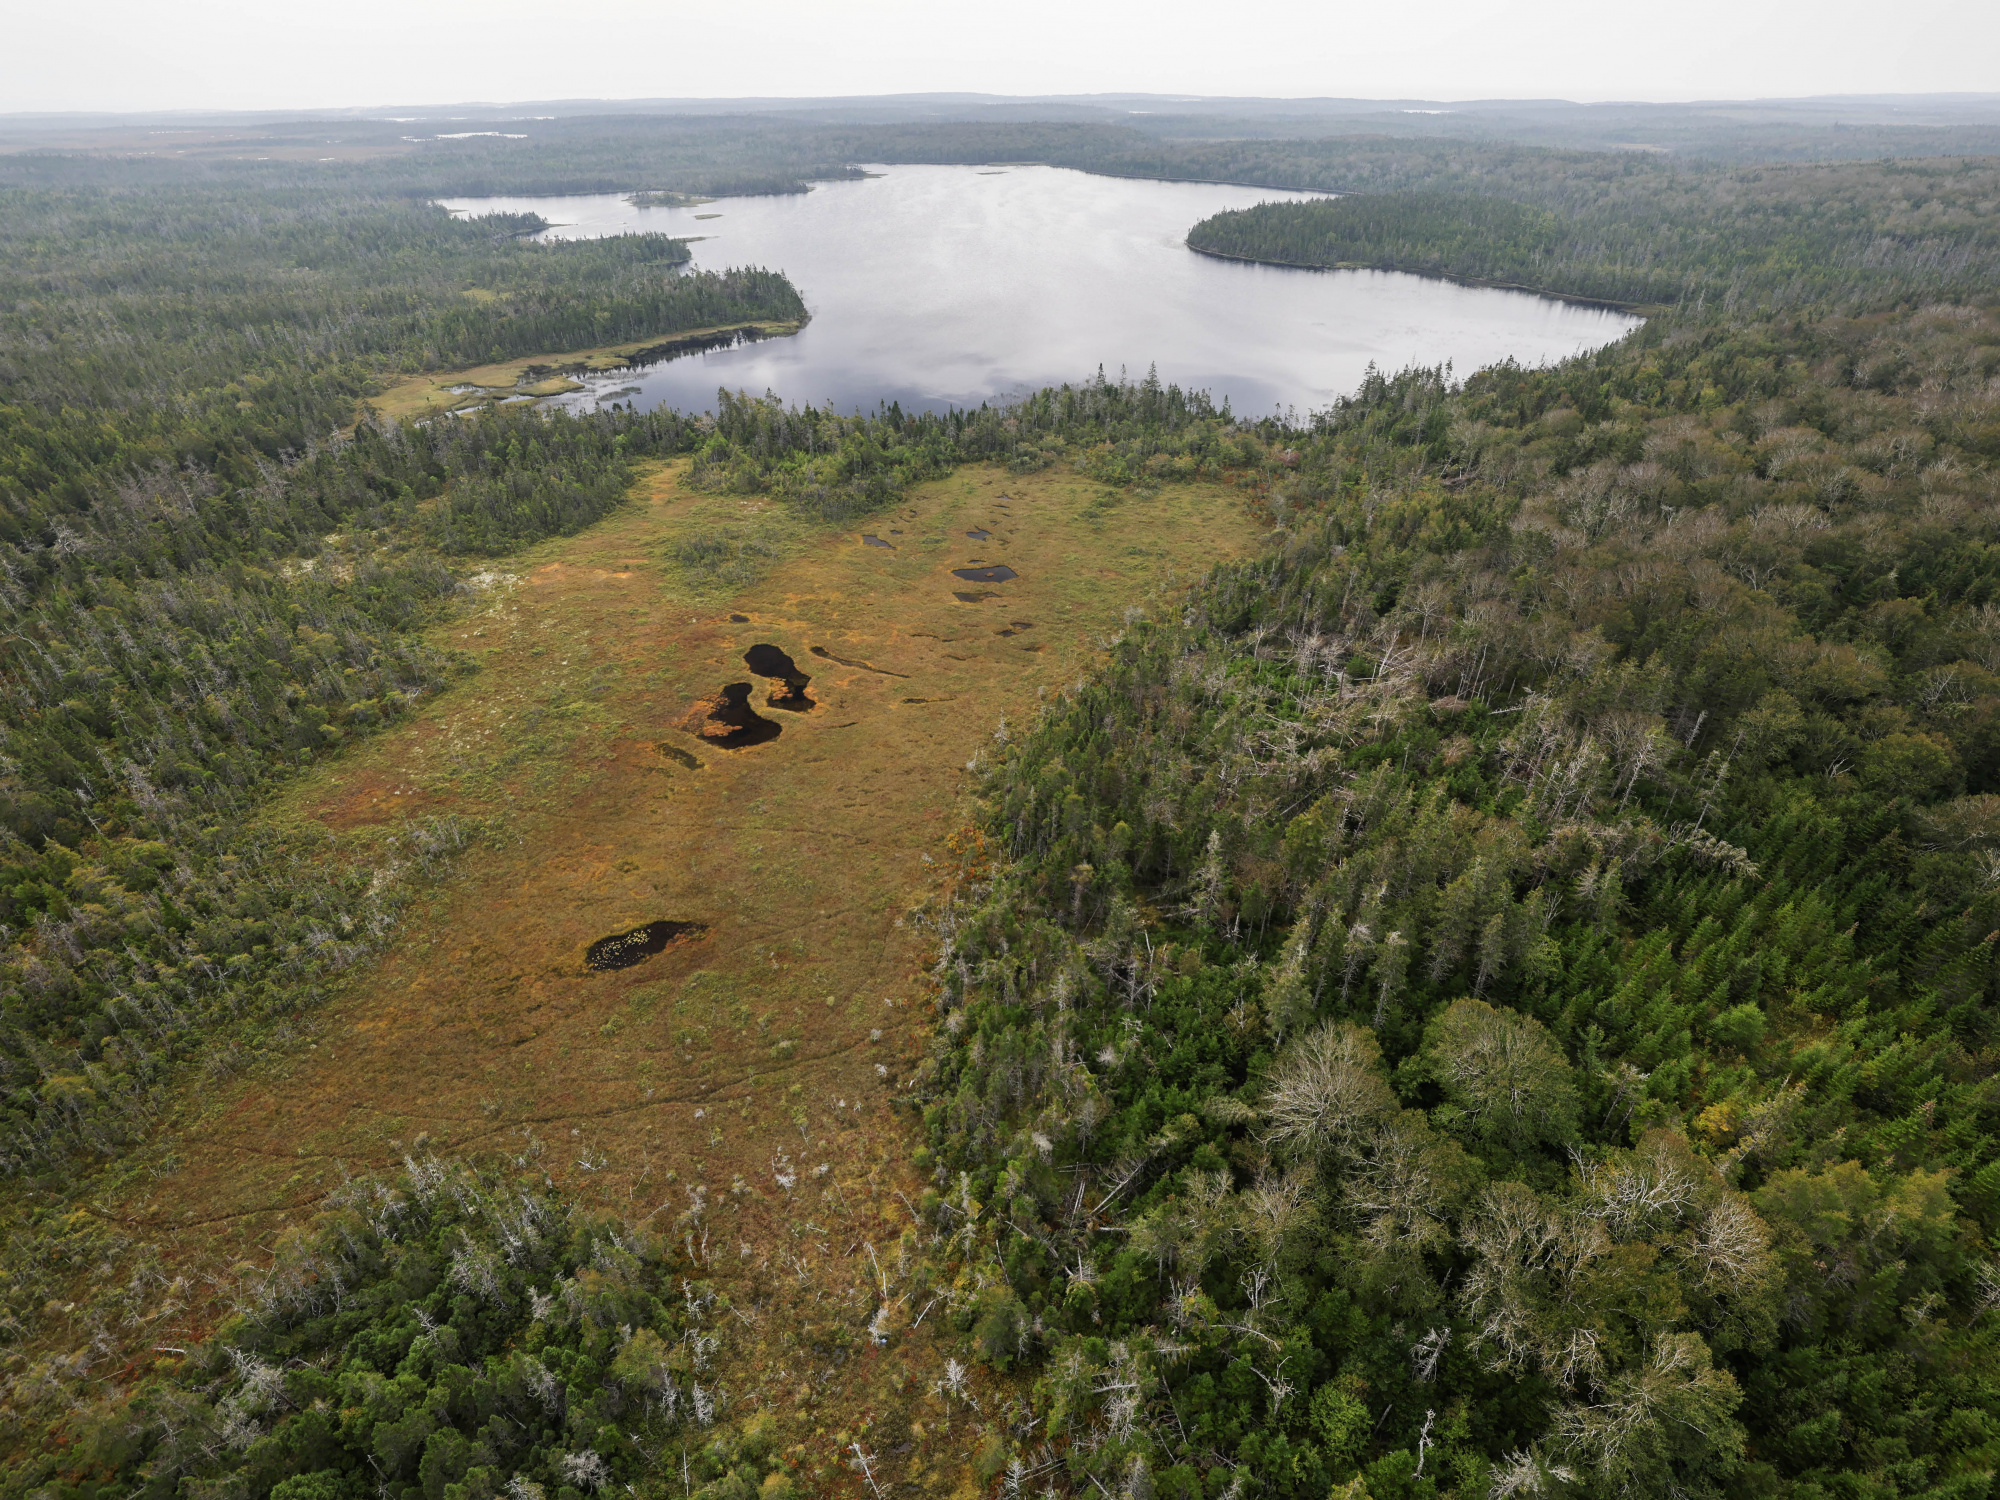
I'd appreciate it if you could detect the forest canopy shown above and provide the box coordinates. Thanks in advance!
[0,108,1997,1500]
[915,299,2000,1498]
[1184,161,2000,310]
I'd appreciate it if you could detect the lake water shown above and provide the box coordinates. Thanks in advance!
[442,165,1641,418]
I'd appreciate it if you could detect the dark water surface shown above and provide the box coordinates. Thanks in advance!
[585,920,707,972]
[442,165,1641,417]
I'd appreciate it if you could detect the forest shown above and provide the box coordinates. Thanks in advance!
[921,302,2000,1500]
[1183,162,2000,310]
[0,172,810,1181]
[0,107,1996,1500]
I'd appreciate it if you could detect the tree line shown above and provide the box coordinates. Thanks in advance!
[1183,161,2000,312]
[3,1153,787,1500]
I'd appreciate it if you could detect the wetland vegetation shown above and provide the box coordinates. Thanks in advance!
[0,100,1997,1500]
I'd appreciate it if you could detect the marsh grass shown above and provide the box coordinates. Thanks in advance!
[670,533,779,589]
[658,497,814,600]
[11,458,1259,1486]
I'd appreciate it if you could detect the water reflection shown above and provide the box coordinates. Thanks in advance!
[442,165,1641,416]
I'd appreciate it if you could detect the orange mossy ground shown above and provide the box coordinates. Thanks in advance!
[72,460,1262,1488]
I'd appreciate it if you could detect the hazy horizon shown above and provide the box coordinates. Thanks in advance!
[7,87,2000,127]
[11,90,2000,131]
[10,0,1997,115]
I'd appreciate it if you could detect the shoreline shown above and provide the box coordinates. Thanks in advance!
[363,316,808,421]
[1182,241,1654,314]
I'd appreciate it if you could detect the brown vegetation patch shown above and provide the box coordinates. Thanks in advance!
[811,644,910,678]
[77,458,1264,1487]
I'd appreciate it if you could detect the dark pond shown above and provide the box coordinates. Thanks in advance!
[743,644,815,710]
[682,682,783,748]
[586,920,707,972]
[953,565,1019,583]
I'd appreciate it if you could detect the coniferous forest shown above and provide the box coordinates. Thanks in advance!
[924,307,2000,1500]
[0,102,1998,1500]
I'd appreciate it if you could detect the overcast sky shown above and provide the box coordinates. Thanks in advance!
[7,0,1997,115]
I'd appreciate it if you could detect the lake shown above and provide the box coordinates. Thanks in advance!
[442,164,1642,418]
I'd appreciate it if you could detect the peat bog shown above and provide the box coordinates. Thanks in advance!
[810,644,910,677]
[85,459,1265,1494]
